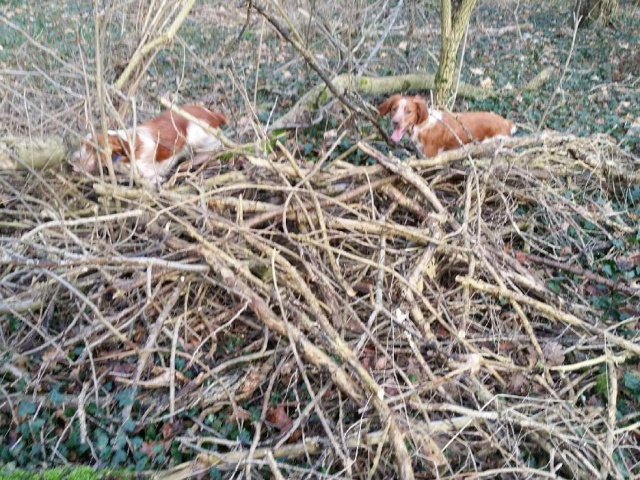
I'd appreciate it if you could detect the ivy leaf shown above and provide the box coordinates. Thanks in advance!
[623,373,640,395]
[114,388,136,407]
[18,401,36,416]
[48,388,65,406]
[601,262,616,278]
[122,418,136,434]
[31,418,46,432]
[95,429,109,452]
[111,448,127,466]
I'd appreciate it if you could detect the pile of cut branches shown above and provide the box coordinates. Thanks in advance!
[1,131,639,479]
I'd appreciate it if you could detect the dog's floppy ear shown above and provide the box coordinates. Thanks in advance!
[203,109,227,128]
[413,96,428,125]
[378,94,401,116]
[107,134,129,158]
[211,111,228,127]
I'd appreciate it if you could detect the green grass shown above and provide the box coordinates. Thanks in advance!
[0,466,138,480]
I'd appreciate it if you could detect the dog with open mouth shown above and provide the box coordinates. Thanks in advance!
[378,94,516,157]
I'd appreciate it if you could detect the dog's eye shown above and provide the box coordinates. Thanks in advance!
[406,108,412,114]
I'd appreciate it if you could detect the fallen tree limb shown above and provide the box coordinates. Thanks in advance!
[0,136,68,170]
[477,23,534,36]
[269,73,496,130]
[523,66,556,92]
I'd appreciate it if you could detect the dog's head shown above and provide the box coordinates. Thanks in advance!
[378,95,428,142]
[72,133,129,174]
[72,134,101,174]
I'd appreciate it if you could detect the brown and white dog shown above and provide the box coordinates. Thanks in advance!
[72,104,227,183]
[378,94,516,157]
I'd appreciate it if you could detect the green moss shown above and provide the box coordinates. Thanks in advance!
[0,467,140,480]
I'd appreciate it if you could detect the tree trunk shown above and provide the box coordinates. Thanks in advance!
[434,41,458,109]
[574,0,619,26]
[434,0,478,108]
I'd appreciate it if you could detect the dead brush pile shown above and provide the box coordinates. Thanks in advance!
[1,131,640,478]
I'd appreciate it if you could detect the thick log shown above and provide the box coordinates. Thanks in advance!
[0,136,68,171]
[269,73,494,130]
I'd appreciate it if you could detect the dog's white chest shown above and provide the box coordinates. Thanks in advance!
[411,109,442,155]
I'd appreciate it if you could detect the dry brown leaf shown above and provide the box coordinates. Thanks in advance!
[508,373,530,393]
[69,366,82,383]
[480,77,493,89]
[374,355,388,371]
[227,406,251,421]
[42,347,65,363]
[497,341,518,353]
[279,358,297,385]
[418,435,446,466]
[559,245,572,256]
[525,346,538,369]
[514,250,529,264]
[161,420,182,440]
[266,404,292,431]
[141,440,167,458]
[360,347,376,371]
[585,284,601,296]
[543,341,565,367]
[586,395,602,408]
[266,404,301,441]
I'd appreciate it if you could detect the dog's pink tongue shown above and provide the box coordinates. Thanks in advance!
[391,128,404,142]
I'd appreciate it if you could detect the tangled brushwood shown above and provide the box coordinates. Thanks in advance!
[1,132,640,479]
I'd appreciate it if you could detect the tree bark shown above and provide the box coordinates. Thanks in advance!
[574,0,619,26]
[434,0,478,108]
